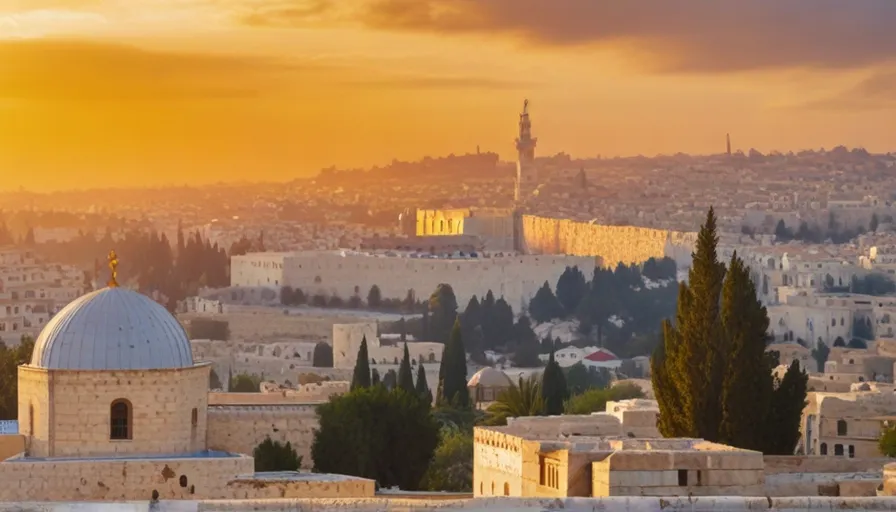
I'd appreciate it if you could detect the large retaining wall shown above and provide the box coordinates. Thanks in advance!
[519,215,696,268]
[7,497,896,511]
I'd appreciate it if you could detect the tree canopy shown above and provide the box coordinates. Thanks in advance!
[351,336,371,390]
[652,208,808,454]
[253,437,302,472]
[312,386,440,490]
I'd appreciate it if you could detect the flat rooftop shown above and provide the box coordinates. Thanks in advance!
[6,449,242,463]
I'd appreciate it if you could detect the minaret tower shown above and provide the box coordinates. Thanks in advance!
[514,99,538,203]
[726,133,732,156]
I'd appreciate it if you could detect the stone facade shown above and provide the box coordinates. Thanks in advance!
[519,215,696,269]
[206,405,319,469]
[332,322,443,370]
[18,364,211,458]
[801,390,896,458]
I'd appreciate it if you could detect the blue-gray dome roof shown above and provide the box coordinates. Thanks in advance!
[31,287,194,370]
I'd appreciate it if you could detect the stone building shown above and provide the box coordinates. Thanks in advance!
[801,389,896,458]
[473,404,764,498]
[331,322,444,370]
[0,283,373,501]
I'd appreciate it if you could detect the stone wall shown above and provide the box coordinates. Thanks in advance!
[763,455,891,475]
[206,405,319,469]
[208,383,347,406]
[519,215,696,268]
[225,473,374,499]
[0,454,255,501]
[332,322,443,370]
[18,364,210,458]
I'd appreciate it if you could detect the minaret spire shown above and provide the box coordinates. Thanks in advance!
[514,99,538,203]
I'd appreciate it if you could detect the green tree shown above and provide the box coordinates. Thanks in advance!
[556,266,588,316]
[529,281,564,323]
[563,363,611,396]
[0,336,34,420]
[429,284,459,343]
[253,437,302,472]
[421,430,473,492]
[437,318,469,408]
[312,342,333,368]
[879,425,896,457]
[351,336,371,390]
[230,372,261,392]
[415,361,432,403]
[209,368,222,390]
[312,386,440,490]
[367,285,382,309]
[564,383,645,415]
[718,254,772,451]
[484,375,543,426]
[398,342,415,393]
[541,347,568,415]
[653,208,725,439]
[812,341,830,373]
[764,360,809,454]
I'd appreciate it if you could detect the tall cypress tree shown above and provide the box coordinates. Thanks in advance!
[765,360,809,454]
[351,336,371,390]
[541,346,568,415]
[438,318,469,408]
[415,361,432,404]
[718,253,772,451]
[398,342,415,393]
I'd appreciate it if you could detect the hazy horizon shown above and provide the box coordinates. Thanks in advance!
[2,0,896,192]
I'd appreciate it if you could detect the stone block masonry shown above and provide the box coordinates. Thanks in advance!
[206,405,319,469]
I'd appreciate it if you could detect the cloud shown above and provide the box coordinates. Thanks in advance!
[0,39,318,101]
[800,69,896,111]
[237,0,896,73]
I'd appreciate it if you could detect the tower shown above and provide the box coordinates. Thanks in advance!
[726,133,732,156]
[514,99,538,203]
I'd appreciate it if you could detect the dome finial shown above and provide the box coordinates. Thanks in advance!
[107,250,119,288]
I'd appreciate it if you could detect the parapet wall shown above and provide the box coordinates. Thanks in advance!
[763,455,892,475]
[519,215,696,268]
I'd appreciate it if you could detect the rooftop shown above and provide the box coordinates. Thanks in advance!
[234,471,373,483]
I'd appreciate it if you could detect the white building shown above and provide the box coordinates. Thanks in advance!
[0,248,84,346]
[230,250,596,312]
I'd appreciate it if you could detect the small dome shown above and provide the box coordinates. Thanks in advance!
[32,287,194,370]
[468,367,513,388]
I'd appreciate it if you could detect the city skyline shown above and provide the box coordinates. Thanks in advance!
[2,0,896,191]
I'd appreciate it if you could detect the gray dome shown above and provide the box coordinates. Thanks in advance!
[32,287,194,370]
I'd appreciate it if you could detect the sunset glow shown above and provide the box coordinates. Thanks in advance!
[1,0,895,191]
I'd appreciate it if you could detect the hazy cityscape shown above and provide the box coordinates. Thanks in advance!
[3,1,896,511]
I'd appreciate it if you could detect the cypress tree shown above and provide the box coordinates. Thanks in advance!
[718,253,772,451]
[765,360,809,454]
[541,346,568,415]
[415,361,432,403]
[398,342,415,393]
[351,336,371,390]
[438,318,469,408]
[371,368,381,387]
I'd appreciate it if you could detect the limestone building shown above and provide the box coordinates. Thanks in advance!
[0,274,373,501]
[332,322,443,369]
[473,403,764,498]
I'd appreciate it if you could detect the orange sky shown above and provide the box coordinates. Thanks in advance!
[1,0,895,191]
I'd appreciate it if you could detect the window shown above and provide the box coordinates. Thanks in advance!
[678,469,688,486]
[503,482,509,496]
[820,442,828,455]
[191,408,198,427]
[110,399,132,440]
[834,444,844,456]
[848,445,855,458]
[837,419,848,436]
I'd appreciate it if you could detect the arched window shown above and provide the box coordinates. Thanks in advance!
[191,408,198,427]
[834,444,844,456]
[491,482,494,494]
[28,404,34,434]
[479,482,483,495]
[820,442,827,455]
[110,399,132,440]
[837,419,848,436]
[503,482,510,496]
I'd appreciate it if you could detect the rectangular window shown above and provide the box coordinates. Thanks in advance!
[678,470,688,486]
